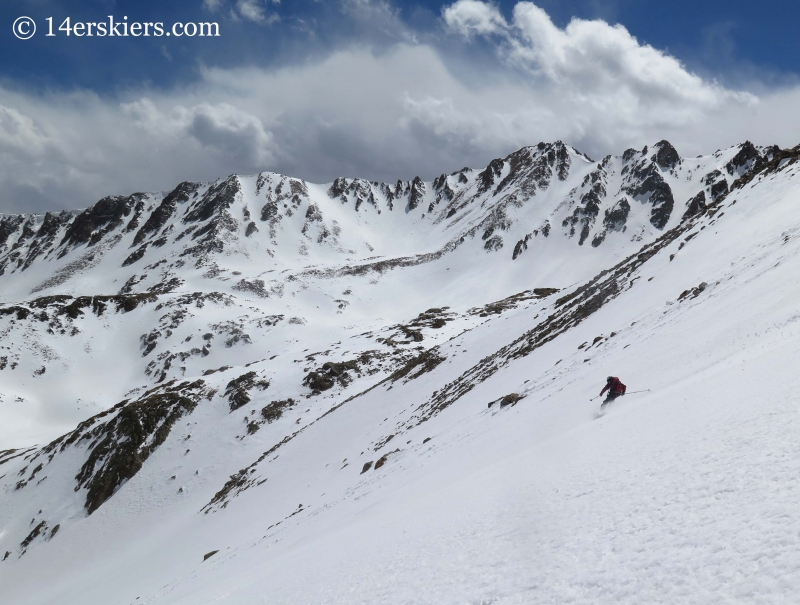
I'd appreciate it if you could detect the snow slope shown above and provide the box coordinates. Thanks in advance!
[1,141,799,604]
[0,140,775,445]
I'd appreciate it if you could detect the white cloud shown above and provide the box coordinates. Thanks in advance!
[184,103,275,164]
[434,1,788,158]
[236,0,280,25]
[442,0,506,38]
[0,106,50,156]
[444,0,752,121]
[121,99,274,166]
[1,1,799,214]
[340,0,416,43]
[510,3,737,106]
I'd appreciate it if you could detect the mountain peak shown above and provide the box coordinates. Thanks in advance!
[652,140,681,170]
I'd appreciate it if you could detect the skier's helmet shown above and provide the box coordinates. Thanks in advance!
[606,376,613,382]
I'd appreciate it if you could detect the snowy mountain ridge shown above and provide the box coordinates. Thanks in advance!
[0,140,776,448]
[2,140,800,605]
[0,140,775,300]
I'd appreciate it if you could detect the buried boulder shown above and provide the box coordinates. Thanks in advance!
[374,449,401,470]
[302,356,375,394]
[224,371,270,412]
[488,393,525,409]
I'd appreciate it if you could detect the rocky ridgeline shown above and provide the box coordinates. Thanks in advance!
[0,141,777,291]
[13,379,212,520]
[552,140,777,250]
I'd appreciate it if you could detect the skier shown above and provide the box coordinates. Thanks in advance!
[600,376,626,409]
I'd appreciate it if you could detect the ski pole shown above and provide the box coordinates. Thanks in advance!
[625,389,650,395]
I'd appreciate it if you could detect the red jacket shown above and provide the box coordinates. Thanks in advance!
[601,377,626,396]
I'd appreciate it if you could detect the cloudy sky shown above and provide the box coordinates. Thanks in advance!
[2,0,800,213]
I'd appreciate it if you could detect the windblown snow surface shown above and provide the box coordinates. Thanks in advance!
[2,141,800,604]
